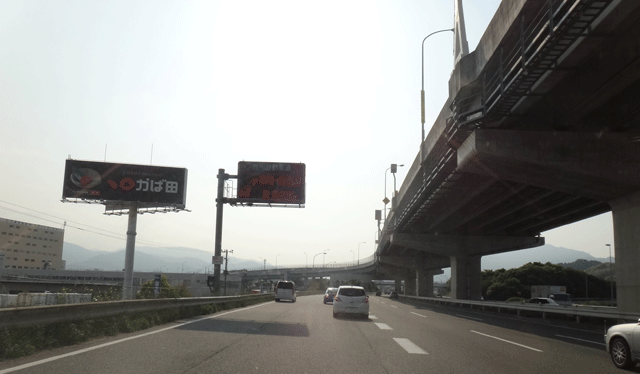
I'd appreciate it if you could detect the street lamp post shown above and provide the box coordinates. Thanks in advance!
[606,244,613,302]
[313,251,327,268]
[392,164,404,197]
[276,253,281,269]
[420,28,454,160]
[384,164,405,219]
[358,242,366,265]
[323,249,330,267]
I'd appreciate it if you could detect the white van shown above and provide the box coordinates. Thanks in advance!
[275,281,296,302]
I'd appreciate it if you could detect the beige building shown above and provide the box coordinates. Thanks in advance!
[0,217,65,270]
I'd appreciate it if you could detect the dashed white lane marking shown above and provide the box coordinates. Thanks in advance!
[369,315,379,320]
[390,305,398,308]
[471,330,543,352]
[0,303,269,374]
[393,338,428,354]
[555,335,605,346]
[411,312,427,318]
[375,323,393,330]
[456,314,483,321]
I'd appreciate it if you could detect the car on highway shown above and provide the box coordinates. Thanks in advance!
[323,287,338,304]
[274,280,296,302]
[528,297,559,306]
[605,319,640,369]
[333,286,369,319]
[389,290,398,299]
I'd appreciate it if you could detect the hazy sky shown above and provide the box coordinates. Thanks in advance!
[0,0,614,268]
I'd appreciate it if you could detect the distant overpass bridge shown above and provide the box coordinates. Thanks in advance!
[378,0,640,313]
[228,254,385,285]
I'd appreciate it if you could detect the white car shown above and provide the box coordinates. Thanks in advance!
[274,280,296,302]
[333,286,369,319]
[528,297,559,306]
[605,319,640,369]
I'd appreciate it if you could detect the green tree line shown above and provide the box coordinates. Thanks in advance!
[482,262,615,301]
[136,275,191,299]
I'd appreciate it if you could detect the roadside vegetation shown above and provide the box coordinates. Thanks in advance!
[136,275,191,299]
[481,262,615,301]
[0,295,268,361]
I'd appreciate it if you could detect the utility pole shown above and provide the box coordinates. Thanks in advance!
[223,249,233,296]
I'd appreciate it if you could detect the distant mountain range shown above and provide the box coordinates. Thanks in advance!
[62,242,612,277]
[481,244,611,270]
[63,243,263,273]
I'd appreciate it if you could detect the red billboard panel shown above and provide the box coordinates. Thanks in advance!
[62,159,187,208]
[237,162,305,205]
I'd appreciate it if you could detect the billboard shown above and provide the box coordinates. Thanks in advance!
[62,159,188,208]
[237,161,305,205]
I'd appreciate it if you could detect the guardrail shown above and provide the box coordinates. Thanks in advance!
[399,294,640,324]
[0,294,272,329]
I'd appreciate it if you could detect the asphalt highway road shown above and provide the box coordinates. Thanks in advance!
[0,295,631,374]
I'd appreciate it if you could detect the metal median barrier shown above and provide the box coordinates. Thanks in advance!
[0,293,273,329]
[399,295,640,324]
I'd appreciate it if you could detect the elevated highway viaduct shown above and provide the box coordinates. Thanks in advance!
[378,0,640,313]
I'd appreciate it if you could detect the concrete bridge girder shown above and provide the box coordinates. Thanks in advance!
[378,255,449,271]
[390,232,544,257]
[457,130,640,202]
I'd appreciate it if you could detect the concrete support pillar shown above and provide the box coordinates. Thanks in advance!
[610,191,640,313]
[395,279,402,293]
[405,272,417,296]
[450,255,482,300]
[417,269,435,297]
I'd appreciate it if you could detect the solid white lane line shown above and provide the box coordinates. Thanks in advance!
[555,335,605,346]
[393,338,428,354]
[369,315,379,320]
[390,305,398,308]
[456,314,483,321]
[411,312,427,318]
[0,303,269,374]
[470,330,543,352]
[375,323,393,330]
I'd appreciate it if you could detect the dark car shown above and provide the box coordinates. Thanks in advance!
[389,291,398,299]
[323,287,338,304]
[375,290,381,296]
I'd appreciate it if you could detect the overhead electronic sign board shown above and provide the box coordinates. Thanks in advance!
[62,159,188,208]
[237,161,305,205]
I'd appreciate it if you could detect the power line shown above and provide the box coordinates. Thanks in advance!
[0,200,180,248]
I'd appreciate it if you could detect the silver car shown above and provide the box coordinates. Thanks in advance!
[332,286,369,319]
[605,319,640,369]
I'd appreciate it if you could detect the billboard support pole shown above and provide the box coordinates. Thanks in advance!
[214,169,227,294]
[123,207,138,300]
